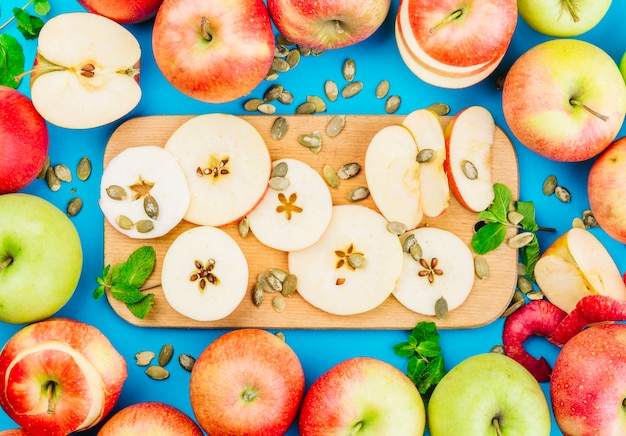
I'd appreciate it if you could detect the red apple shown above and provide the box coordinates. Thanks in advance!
[77,0,164,24]
[0,430,32,436]
[267,0,391,50]
[152,0,275,103]
[0,86,49,194]
[189,329,304,436]
[97,402,203,435]
[0,318,127,436]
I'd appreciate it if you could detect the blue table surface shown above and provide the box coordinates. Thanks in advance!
[2,1,625,434]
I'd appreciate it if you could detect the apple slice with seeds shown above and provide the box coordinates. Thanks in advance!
[164,114,272,227]
[161,225,248,322]
[288,205,403,315]
[99,146,190,239]
[247,158,333,252]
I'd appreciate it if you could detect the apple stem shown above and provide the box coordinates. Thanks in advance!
[492,417,502,436]
[14,64,64,82]
[199,16,213,42]
[0,257,12,274]
[351,421,363,435]
[537,226,556,233]
[139,282,161,291]
[569,99,609,122]
[46,381,57,414]
[429,9,463,33]
[0,0,34,31]
[564,0,581,22]
[334,20,345,35]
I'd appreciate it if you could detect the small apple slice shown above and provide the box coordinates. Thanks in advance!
[534,227,626,313]
[161,225,248,321]
[444,106,495,212]
[288,205,403,315]
[164,114,272,227]
[99,145,190,239]
[393,227,475,316]
[247,158,333,252]
[29,12,141,129]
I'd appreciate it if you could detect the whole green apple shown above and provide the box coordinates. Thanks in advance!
[0,194,82,324]
[518,0,612,37]
[428,352,551,435]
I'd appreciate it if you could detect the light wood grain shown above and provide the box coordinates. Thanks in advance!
[103,114,519,330]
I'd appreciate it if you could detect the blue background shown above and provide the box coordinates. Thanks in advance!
[2,0,626,434]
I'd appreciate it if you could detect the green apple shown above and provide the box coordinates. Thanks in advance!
[518,0,612,37]
[428,353,551,435]
[0,194,83,324]
[621,51,626,83]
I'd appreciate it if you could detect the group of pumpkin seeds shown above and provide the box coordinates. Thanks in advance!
[136,343,196,380]
[543,174,597,229]
[37,155,91,217]
[252,267,298,313]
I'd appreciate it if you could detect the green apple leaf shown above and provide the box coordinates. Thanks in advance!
[0,34,24,88]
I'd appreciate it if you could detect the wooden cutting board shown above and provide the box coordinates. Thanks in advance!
[103,114,519,329]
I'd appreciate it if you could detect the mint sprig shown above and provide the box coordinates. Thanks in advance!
[94,246,157,319]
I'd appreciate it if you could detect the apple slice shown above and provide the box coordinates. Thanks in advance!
[164,114,272,227]
[99,145,190,239]
[444,106,495,212]
[161,225,249,321]
[288,205,403,315]
[534,227,626,313]
[393,227,475,316]
[247,158,333,252]
[29,12,141,129]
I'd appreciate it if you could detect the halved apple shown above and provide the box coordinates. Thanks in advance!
[29,12,141,129]
[164,114,272,227]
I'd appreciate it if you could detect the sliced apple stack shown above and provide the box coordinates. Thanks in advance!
[534,228,626,313]
[164,114,272,227]
[99,146,190,239]
[288,205,403,315]
[29,12,141,129]
[161,226,249,321]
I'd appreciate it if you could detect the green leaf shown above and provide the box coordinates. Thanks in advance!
[515,200,539,232]
[393,336,418,358]
[406,356,427,385]
[0,34,24,88]
[127,294,155,319]
[33,0,51,16]
[477,209,500,224]
[416,341,442,358]
[110,282,145,304]
[118,246,156,288]
[471,222,507,255]
[93,285,106,300]
[13,8,44,40]
[415,355,446,395]
[490,183,512,223]
[411,321,439,344]
[521,237,541,282]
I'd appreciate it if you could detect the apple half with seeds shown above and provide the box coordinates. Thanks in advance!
[29,12,141,129]
[288,204,403,315]
[164,114,272,227]
[161,225,248,321]
[99,145,190,239]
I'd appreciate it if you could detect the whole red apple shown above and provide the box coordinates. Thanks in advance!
[588,136,626,243]
[0,318,127,436]
[97,402,203,435]
[551,323,626,435]
[77,0,164,24]
[189,329,305,436]
[152,0,275,103]
[0,86,49,194]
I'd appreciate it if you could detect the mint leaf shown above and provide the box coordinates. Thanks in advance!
[477,209,501,224]
[33,0,51,16]
[515,200,539,232]
[110,282,145,304]
[118,246,156,288]
[127,294,155,319]
[490,183,512,222]
[411,320,439,343]
[13,8,44,40]
[415,354,446,395]
[406,356,427,385]
[0,34,24,88]
[471,222,507,255]
[393,335,418,358]
[521,237,541,282]
[416,341,442,358]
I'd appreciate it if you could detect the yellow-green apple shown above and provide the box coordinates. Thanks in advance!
[0,194,82,324]
[0,86,48,194]
[97,402,203,435]
[517,0,612,37]
[444,106,495,212]
[164,114,272,227]
[267,0,391,50]
[28,12,141,129]
[551,323,626,436]
[428,353,551,435]
[288,204,403,315]
[534,228,626,313]
[0,318,127,435]
[502,39,626,162]
[588,136,626,243]
[298,357,425,435]
[77,0,164,24]
[153,0,274,103]
[161,226,248,322]
[621,51,626,82]
[189,329,305,436]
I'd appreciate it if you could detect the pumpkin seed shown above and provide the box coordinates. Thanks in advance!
[385,95,401,113]
[348,253,366,269]
[508,232,535,248]
[337,162,360,179]
[272,161,289,178]
[326,114,346,137]
[158,344,174,367]
[323,164,340,189]
[311,48,325,56]
[268,176,290,191]
[266,273,283,292]
[402,233,417,253]
[271,57,290,72]
[265,70,279,81]
[258,274,275,293]
[507,211,524,226]
[517,262,527,276]
[263,84,284,102]
[490,344,505,354]
[278,90,295,105]
[275,331,286,342]
[106,185,127,201]
[502,291,525,317]
[474,255,489,280]
[517,275,534,294]
[54,164,72,182]
[582,209,597,228]
[271,116,289,140]
[461,160,478,180]
[145,365,169,380]
[324,80,339,101]
[277,34,293,46]
[555,186,571,203]
[341,81,363,98]
[295,101,317,114]
[307,95,326,112]
[135,350,155,366]
[298,131,323,148]
[116,214,134,230]
[178,353,196,372]
[272,295,286,313]
[143,195,159,219]
[386,221,406,235]
[269,268,288,284]
[286,49,301,68]
[347,186,369,202]
[342,58,356,81]
[298,45,311,56]
[572,217,585,229]
[409,242,423,261]
[375,80,390,99]
[253,284,265,307]
[37,156,51,179]
[67,197,83,217]
[274,44,289,57]
[257,103,277,115]
[416,148,435,163]
[435,296,448,320]
[46,167,61,191]
[428,102,451,116]
[238,217,250,238]
[77,157,91,181]
[281,274,297,297]
[135,219,154,234]
[526,290,544,301]
[542,175,557,196]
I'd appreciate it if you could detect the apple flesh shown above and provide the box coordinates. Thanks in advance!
[0,86,49,194]
[77,0,164,24]
[97,402,203,435]
[517,0,612,37]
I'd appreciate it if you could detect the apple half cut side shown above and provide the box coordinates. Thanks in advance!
[444,105,495,212]
[288,204,403,315]
[29,12,141,129]
[164,114,272,227]
[99,146,190,239]
[247,158,333,252]
[161,226,249,322]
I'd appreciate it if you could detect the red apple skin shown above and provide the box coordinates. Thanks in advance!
[0,86,49,194]
[588,136,626,243]
[97,402,203,435]
[0,430,32,436]
[152,0,275,104]
[551,324,626,436]
[77,0,164,24]
[0,318,127,436]
[189,329,305,436]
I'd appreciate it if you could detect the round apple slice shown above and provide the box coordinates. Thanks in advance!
[393,227,475,316]
[288,205,403,316]
[161,225,248,322]
[247,158,333,252]
[100,145,190,239]
[164,114,272,227]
